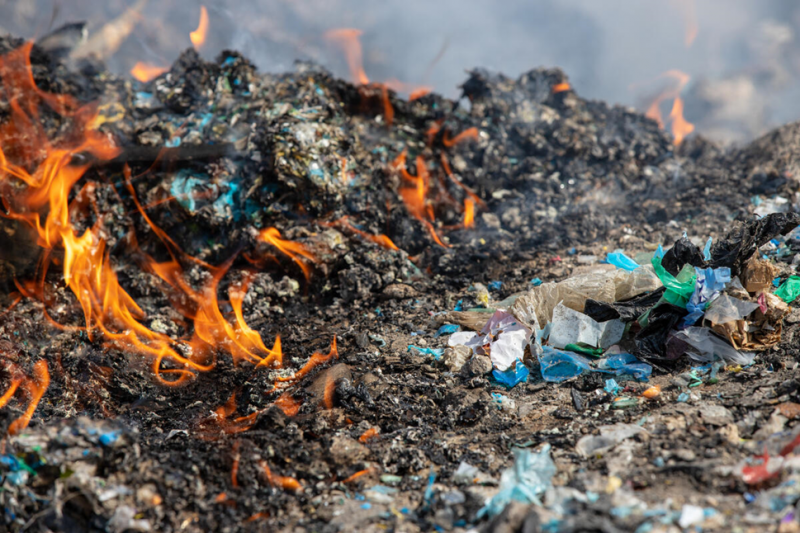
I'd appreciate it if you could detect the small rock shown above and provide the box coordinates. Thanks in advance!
[672,448,696,462]
[466,355,493,376]
[442,345,471,372]
[329,435,369,466]
[381,284,418,299]
[698,404,733,426]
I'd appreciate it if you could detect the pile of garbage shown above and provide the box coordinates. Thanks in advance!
[439,211,800,392]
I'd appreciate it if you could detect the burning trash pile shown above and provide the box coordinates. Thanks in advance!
[4,17,800,532]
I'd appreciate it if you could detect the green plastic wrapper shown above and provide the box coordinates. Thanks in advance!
[775,275,800,303]
[564,343,604,358]
[651,256,697,308]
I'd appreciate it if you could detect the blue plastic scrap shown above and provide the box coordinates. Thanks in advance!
[597,352,652,382]
[435,324,461,338]
[683,266,731,328]
[99,431,120,447]
[408,346,444,361]
[606,251,640,271]
[530,278,543,287]
[604,378,622,396]
[423,467,437,504]
[538,347,592,383]
[454,300,463,311]
[703,237,713,261]
[488,281,503,291]
[492,361,530,388]
[477,444,556,518]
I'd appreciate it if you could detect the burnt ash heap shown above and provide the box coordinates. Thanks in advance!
[2,35,800,532]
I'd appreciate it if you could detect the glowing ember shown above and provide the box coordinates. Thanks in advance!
[463,198,475,229]
[640,70,694,145]
[260,461,302,492]
[391,150,449,248]
[130,61,168,82]
[324,29,370,85]
[322,374,336,410]
[552,82,571,93]
[342,468,376,484]
[190,6,209,50]
[257,227,317,282]
[274,392,302,417]
[358,427,379,443]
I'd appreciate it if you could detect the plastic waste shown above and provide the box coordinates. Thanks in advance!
[652,256,696,308]
[453,461,480,484]
[661,237,705,276]
[492,361,530,388]
[530,278,543,286]
[488,281,503,291]
[642,385,661,399]
[538,346,593,383]
[435,324,461,337]
[509,266,660,328]
[441,345,471,372]
[634,303,687,365]
[611,397,639,409]
[703,237,713,261]
[597,352,652,381]
[604,378,621,396]
[672,327,754,365]
[712,291,789,350]
[482,311,532,371]
[703,293,759,325]
[775,275,800,303]
[477,444,556,518]
[584,288,664,323]
[683,266,731,327]
[408,345,445,361]
[753,195,790,218]
[548,303,625,350]
[491,392,517,411]
[575,423,647,457]
[708,212,800,276]
[564,344,603,358]
[607,250,640,271]
[470,283,490,307]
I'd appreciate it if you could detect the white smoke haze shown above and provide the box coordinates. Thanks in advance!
[1,0,799,143]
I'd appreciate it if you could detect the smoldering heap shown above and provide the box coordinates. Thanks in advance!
[3,29,800,533]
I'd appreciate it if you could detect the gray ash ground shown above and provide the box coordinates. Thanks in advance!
[3,34,800,532]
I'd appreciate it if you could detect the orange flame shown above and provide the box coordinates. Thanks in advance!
[7,360,50,435]
[440,153,485,208]
[385,78,433,101]
[443,127,479,148]
[672,0,698,47]
[391,150,449,248]
[668,97,694,145]
[640,70,693,145]
[257,227,317,282]
[0,42,281,392]
[190,6,209,50]
[277,337,338,382]
[552,82,571,93]
[130,62,168,82]
[260,461,302,492]
[329,216,400,251]
[322,374,336,410]
[324,29,370,85]
[463,199,475,229]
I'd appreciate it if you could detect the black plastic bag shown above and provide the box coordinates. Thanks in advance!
[584,288,665,323]
[709,212,800,276]
[661,237,705,276]
[633,303,688,365]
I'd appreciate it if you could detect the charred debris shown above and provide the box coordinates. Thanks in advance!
[3,33,800,532]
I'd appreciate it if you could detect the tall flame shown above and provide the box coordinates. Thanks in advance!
[190,6,209,50]
[640,70,694,145]
[323,29,370,85]
[391,150,449,248]
[0,42,281,394]
[257,227,317,282]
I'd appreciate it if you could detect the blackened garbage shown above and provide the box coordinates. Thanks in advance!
[708,213,800,275]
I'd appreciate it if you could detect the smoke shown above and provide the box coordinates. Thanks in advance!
[2,0,800,143]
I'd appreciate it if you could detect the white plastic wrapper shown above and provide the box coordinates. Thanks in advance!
[547,303,625,349]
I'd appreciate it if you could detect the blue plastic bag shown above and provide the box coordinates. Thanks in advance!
[408,345,444,361]
[607,251,640,271]
[492,361,530,388]
[435,324,461,338]
[538,347,592,383]
[597,352,652,381]
[477,445,556,518]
